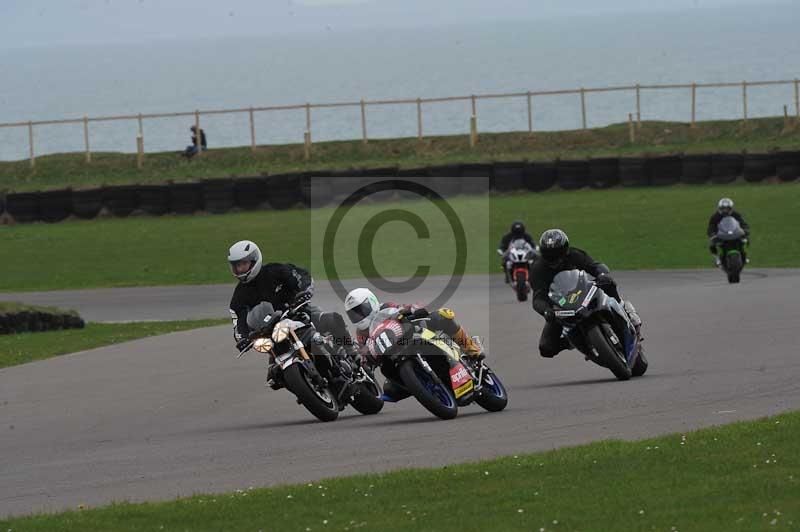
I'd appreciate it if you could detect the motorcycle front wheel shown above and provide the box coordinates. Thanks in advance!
[586,324,632,381]
[474,365,508,412]
[283,363,339,422]
[726,254,742,284]
[350,378,384,415]
[399,359,458,420]
[515,274,528,302]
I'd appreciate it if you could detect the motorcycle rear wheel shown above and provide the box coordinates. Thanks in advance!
[399,359,458,420]
[586,324,632,381]
[283,363,339,422]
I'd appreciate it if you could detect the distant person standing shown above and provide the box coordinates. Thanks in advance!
[182,125,207,158]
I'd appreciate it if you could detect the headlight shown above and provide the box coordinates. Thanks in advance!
[272,321,292,343]
[253,337,274,353]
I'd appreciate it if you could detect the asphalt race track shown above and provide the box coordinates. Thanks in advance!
[2,270,800,517]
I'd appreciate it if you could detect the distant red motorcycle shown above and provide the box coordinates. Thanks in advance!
[499,239,537,302]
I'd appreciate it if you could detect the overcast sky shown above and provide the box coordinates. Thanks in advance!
[0,0,781,49]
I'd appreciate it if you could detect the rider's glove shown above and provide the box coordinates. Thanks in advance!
[236,338,251,352]
[410,308,430,320]
[290,291,312,308]
[543,307,555,323]
[596,272,615,287]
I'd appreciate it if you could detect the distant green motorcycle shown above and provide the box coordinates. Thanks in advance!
[711,216,748,284]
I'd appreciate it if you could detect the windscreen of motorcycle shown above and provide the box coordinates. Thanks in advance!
[549,269,591,308]
[717,216,745,240]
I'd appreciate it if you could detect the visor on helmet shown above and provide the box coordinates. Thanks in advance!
[346,299,374,325]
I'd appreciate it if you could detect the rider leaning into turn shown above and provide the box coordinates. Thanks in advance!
[227,240,359,363]
[707,198,750,266]
[343,288,485,401]
[530,229,642,359]
[497,221,536,282]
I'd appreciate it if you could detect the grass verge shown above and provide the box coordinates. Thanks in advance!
[2,411,797,531]
[1,182,798,292]
[0,318,226,368]
[1,116,799,192]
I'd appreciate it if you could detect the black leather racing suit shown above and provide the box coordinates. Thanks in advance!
[228,263,354,352]
[530,248,619,358]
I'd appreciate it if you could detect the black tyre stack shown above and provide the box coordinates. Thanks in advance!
[588,157,619,189]
[775,150,800,182]
[202,178,236,213]
[492,161,526,192]
[556,159,590,190]
[619,157,648,187]
[743,153,775,183]
[72,188,103,219]
[137,185,170,216]
[5,192,41,223]
[103,185,139,217]
[681,154,712,185]
[710,153,743,184]
[169,182,203,214]
[39,188,73,222]
[648,155,682,186]
[234,176,270,210]
[524,161,557,192]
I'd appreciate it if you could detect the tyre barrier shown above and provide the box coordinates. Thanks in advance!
[426,164,464,197]
[619,157,649,187]
[39,188,73,223]
[234,176,270,210]
[0,309,85,335]
[72,188,104,219]
[775,150,800,182]
[5,192,41,223]
[556,159,590,190]
[588,158,619,189]
[300,171,334,207]
[0,194,5,218]
[103,185,139,217]
[524,161,557,192]
[169,182,203,214]
[710,153,743,184]
[460,163,493,195]
[743,153,775,183]
[202,178,236,213]
[492,161,526,192]
[648,155,682,186]
[265,173,302,209]
[137,185,170,216]
[681,154,712,185]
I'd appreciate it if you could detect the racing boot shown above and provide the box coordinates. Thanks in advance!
[452,327,485,362]
[381,378,411,402]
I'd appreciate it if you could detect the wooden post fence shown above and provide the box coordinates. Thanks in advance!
[580,88,587,130]
[795,79,799,119]
[691,83,697,128]
[526,91,533,135]
[249,107,256,151]
[305,103,312,144]
[469,115,477,148]
[304,131,311,160]
[742,81,748,122]
[194,110,201,156]
[635,84,642,129]
[416,98,423,140]
[136,135,144,169]
[137,113,144,152]
[471,95,477,118]
[628,113,635,143]
[28,121,35,168]
[360,99,368,144]
[83,115,91,163]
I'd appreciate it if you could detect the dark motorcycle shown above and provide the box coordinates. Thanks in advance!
[365,309,508,420]
[711,216,748,284]
[498,239,537,302]
[549,269,648,381]
[238,302,383,422]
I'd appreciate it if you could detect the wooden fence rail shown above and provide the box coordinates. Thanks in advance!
[1,77,798,167]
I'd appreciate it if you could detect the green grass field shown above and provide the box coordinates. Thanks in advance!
[1,116,799,192]
[1,182,798,292]
[2,410,797,531]
[0,319,226,368]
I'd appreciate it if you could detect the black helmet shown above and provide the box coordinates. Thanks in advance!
[510,221,525,235]
[539,229,569,267]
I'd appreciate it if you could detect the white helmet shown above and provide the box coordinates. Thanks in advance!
[717,197,734,215]
[228,240,262,283]
[344,288,380,330]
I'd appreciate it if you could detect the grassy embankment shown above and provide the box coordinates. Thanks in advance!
[1,116,798,192]
[0,318,227,369]
[0,182,798,292]
[2,410,797,531]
